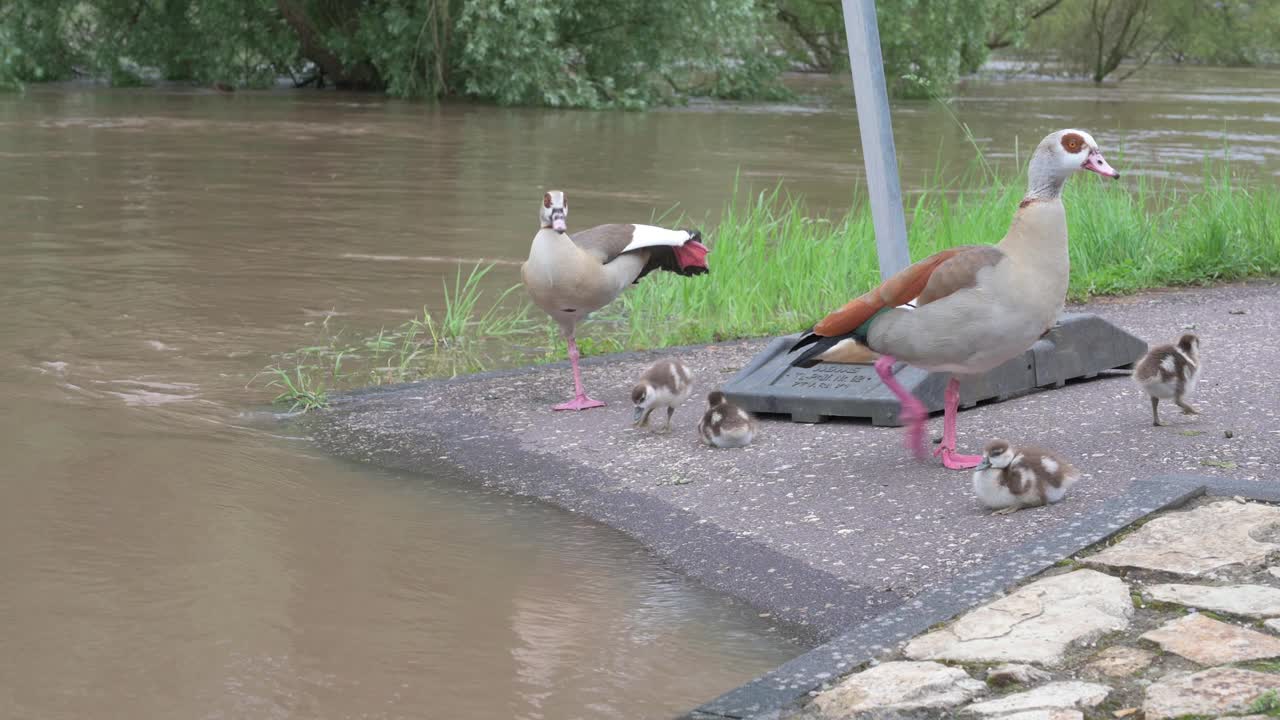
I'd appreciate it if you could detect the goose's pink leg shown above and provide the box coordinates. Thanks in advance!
[553,335,605,411]
[874,355,928,460]
[933,377,982,470]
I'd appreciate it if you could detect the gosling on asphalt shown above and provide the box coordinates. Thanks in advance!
[1133,333,1202,426]
[972,438,1080,515]
[631,359,694,433]
[698,391,757,449]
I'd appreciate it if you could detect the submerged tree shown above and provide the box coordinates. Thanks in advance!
[1018,0,1280,83]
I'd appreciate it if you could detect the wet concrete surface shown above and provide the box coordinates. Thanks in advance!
[308,282,1280,642]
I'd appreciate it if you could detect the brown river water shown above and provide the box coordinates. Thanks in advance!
[2,65,1278,719]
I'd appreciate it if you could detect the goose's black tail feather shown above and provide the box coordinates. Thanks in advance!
[788,330,863,368]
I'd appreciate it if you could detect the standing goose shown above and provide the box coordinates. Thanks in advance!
[522,191,709,411]
[789,130,1120,469]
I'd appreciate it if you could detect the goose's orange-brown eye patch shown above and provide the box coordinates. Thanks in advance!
[543,193,552,208]
[1061,133,1085,154]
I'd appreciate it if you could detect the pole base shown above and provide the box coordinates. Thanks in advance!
[721,313,1148,427]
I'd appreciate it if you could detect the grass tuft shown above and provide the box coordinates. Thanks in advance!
[620,166,1280,348]
[264,365,329,412]
[255,263,533,411]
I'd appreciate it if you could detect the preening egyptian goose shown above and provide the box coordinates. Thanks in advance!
[972,438,1080,514]
[789,130,1120,469]
[522,191,709,411]
[631,359,694,432]
[1133,333,1202,426]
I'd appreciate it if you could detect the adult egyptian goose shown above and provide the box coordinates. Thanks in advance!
[522,191,709,411]
[789,129,1120,469]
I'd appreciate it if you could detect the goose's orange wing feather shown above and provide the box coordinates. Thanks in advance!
[813,245,991,337]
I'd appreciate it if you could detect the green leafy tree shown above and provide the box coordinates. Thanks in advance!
[1160,0,1280,66]
[871,0,992,96]
[1018,0,1280,82]
[767,0,846,72]
[765,0,992,97]
[982,0,1065,50]
[0,0,788,105]
[457,0,786,108]
[0,0,297,88]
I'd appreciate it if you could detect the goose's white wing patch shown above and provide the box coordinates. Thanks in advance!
[621,225,693,254]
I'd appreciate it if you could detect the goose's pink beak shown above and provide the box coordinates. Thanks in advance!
[1082,149,1120,179]
[552,216,566,232]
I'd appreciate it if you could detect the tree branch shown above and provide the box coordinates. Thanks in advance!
[276,0,381,89]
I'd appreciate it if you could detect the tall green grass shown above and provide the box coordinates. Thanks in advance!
[620,169,1280,348]
[262,166,1279,409]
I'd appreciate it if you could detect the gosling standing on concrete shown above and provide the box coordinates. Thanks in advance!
[698,391,757,448]
[972,439,1080,514]
[632,359,694,433]
[1133,333,1202,426]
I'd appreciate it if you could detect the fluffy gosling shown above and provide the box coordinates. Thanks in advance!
[972,439,1080,515]
[1133,333,1202,426]
[631,359,693,433]
[697,391,757,448]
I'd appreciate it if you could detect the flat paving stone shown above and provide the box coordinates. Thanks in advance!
[810,661,986,718]
[988,711,1082,720]
[903,570,1131,666]
[1088,501,1280,577]
[1082,646,1155,678]
[1143,667,1280,720]
[1266,618,1280,634]
[961,681,1110,716]
[1146,582,1280,618]
[1140,613,1280,665]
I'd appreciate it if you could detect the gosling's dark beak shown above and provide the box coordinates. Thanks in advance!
[632,406,645,425]
[976,458,992,471]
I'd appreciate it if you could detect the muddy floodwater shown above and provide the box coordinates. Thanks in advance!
[2,64,1278,718]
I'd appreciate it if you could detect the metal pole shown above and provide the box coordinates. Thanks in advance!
[841,0,911,279]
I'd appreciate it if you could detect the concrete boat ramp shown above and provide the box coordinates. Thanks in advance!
[306,282,1279,717]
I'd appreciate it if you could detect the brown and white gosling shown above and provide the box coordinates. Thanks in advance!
[698,391,757,448]
[972,439,1080,515]
[631,359,694,432]
[1133,333,1202,426]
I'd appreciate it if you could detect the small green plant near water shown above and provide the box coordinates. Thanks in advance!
[1248,689,1280,716]
[422,263,531,343]
[257,263,535,411]
[264,365,329,413]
